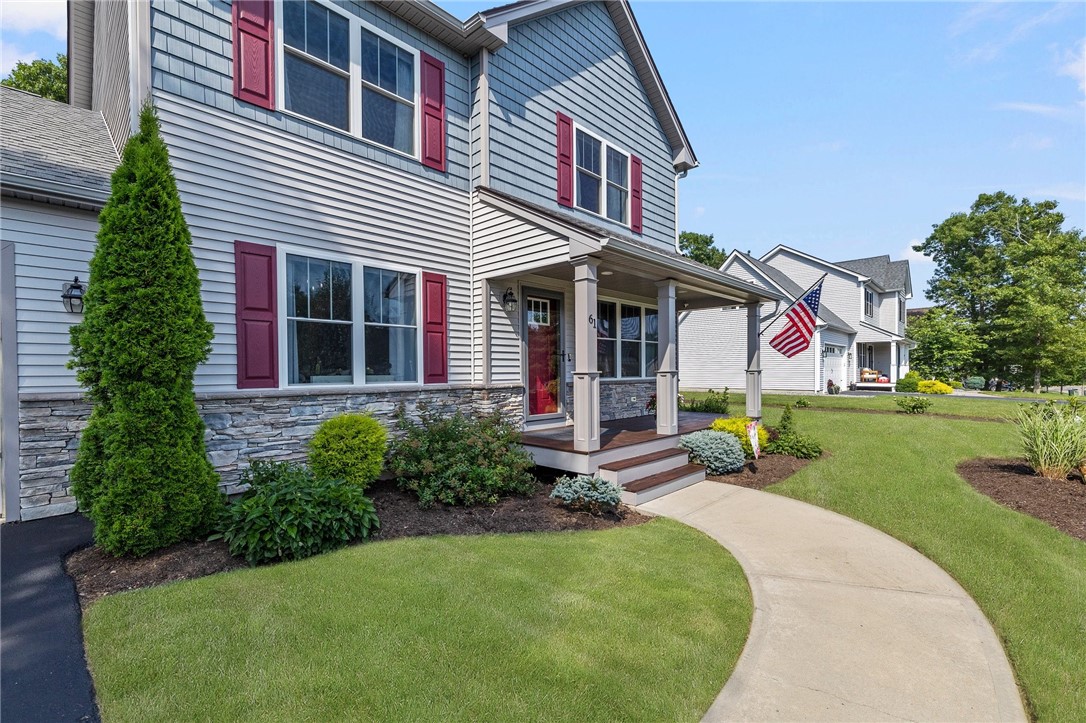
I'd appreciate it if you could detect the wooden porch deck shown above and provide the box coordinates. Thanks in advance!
[520,411,720,453]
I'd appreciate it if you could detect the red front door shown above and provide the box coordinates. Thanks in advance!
[526,296,561,416]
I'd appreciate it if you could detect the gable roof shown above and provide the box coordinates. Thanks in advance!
[472,0,697,171]
[836,255,912,297]
[0,86,118,209]
[760,245,870,281]
[728,251,855,333]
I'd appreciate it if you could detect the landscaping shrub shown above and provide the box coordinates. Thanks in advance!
[388,409,537,507]
[965,376,986,390]
[550,475,621,514]
[794,397,811,408]
[776,404,796,436]
[895,371,920,393]
[710,417,768,458]
[69,103,220,557]
[764,405,823,459]
[948,380,964,390]
[308,413,387,490]
[896,397,933,414]
[680,388,730,415]
[216,461,379,565]
[1012,401,1086,480]
[919,380,954,395]
[679,430,745,475]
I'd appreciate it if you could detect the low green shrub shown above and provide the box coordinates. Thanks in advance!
[388,409,537,507]
[766,434,823,459]
[777,404,796,436]
[895,396,933,414]
[308,413,387,490]
[215,461,379,566]
[710,417,769,458]
[895,372,920,393]
[679,430,746,475]
[1013,400,1086,480]
[919,380,954,395]
[680,388,730,415]
[965,376,986,390]
[550,475,621,514]
[794,397,811,408]
[948,380,964,390]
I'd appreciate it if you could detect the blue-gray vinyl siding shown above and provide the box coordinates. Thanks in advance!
[148,0,471,191]
[485,2,676,249]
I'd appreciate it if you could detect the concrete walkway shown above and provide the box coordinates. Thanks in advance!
[638,482,1026,722]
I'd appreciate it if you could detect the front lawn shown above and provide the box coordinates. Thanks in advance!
[759,406,1086,721]
[83,519,752,722]
[684,389,1020,420]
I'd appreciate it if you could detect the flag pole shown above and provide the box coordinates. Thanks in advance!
[758,273,827,337]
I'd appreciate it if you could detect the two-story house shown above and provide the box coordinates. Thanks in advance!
[0,0,778,521]
[679,246,912,394]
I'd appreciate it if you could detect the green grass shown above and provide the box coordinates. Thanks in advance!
[684,389,1021,420]
[757,405,1086,721]
[981,390,1080,400]
[83,520,752,722]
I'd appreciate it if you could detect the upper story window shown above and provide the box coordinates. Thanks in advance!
[864,288,874,318]
[575,128,629,224]
[279,0,418,156]
[899,297,905,322]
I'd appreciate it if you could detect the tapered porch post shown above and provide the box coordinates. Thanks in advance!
[572,258,600,452]
[745,302,763,421]
[656,280,679,435]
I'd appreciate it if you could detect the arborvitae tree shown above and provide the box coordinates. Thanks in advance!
[70,103,221,556]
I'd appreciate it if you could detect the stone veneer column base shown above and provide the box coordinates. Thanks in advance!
[14,384,524,521]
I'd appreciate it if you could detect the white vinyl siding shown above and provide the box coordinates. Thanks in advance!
[153,93,471,392]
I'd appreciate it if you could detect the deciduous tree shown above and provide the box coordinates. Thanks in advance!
[906,307,984,381]
[679,231,727,269]
[2,54,67,102]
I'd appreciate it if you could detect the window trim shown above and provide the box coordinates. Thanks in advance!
[596,296,658,380]
[274,0,421,160]
[573,123,631,228]
[863,287,874,318]
[276,244,424,389]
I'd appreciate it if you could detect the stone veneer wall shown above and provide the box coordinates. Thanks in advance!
[16,385,523,521]
[564,379,657,423]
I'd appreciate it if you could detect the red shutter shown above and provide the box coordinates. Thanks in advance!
[556,112,573,207]
[422,272,448,384]
[630,155,643,234]
[232,0,275,110]
[420,52,446,172]
[235,241,278,389]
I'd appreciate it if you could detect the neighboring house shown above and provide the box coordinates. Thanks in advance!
[0,0,776,521]
[679,247,913,393]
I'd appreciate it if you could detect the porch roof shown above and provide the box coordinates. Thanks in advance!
[856,321,913,345]
[477,187,781,309]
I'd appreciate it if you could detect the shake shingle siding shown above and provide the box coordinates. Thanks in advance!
[149,0,472,191]
[486,2,675,249]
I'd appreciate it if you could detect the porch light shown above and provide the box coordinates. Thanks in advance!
[501,287,518,314]
[61,276,86,314]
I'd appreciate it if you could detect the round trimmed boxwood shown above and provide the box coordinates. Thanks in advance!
[308,413,387,490]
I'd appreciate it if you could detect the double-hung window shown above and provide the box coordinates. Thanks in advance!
[597,301,658,379]
[864,288,874,317]
[279,0,418,156]
[575,128,630,224]
[284,251,418,386]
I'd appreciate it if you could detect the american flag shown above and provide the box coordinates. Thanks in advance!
[769,282,823,358]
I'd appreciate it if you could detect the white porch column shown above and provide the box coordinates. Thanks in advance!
[656,280,679,435]
[571,258,600,452]
[745,302,763,421]
[890,342,899,383]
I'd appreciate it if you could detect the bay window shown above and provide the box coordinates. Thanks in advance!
[597,300,658,379]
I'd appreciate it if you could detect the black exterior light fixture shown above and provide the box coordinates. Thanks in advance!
[502,287,518,314]
[61,276,86,314]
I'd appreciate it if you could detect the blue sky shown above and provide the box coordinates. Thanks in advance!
[3,1,1083,305]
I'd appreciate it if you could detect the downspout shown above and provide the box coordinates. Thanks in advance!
[674,169,687,253]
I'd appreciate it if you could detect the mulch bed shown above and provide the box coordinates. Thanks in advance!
[957,458,1086,542]
[707,453,815,490]
[66,476,649,609]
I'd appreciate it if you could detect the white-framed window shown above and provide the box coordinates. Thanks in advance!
[575,126,630,225]
[277,0,419,156]
[280,248,420,386]
[899,296,905,322]
[864,288,874,317]
[596,300,658,379]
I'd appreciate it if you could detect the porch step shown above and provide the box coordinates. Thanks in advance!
[620,463,706,506]
[598,448,690,485]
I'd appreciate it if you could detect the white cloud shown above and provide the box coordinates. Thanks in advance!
[693,206,706,218]
[1029,183,1086,203]
[956,3,1075,63]
[809,140,847,153]
[0,42,39,77]
[1058,39,1086,97]
[902,241,933,266]
[994,101,1068,118]
[1,0,67,40]
[1010,133,1054,151]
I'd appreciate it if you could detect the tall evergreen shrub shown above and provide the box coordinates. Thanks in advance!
[69,103,221,556]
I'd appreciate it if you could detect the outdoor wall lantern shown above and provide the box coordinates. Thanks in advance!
[501,287,518,314]
[61,276,86,314]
